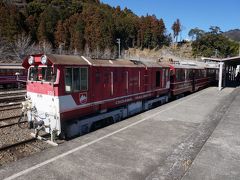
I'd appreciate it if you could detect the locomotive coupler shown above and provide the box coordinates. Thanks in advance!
[33,120,44,128]
[31,119,58,146]
[31,122,58,146]
[34,123,44,138]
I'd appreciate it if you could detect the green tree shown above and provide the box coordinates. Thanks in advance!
[54,20,67,52]
[192,30,238,58]
[26,1,46,16]
[37,6,59,46]
[0,2,22,41]
[188,28,205,40]
[209,26,222,34]
[73,17,85,51]
[0,0,180,58]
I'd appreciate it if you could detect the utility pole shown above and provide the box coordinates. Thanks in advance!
[116,38,121,58]
[59,43,64,55]
[215,49,218,57]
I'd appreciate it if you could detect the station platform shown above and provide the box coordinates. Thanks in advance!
[182,87,240,180]
[1,87,239,180]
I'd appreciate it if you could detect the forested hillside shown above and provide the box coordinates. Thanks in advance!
[0,0,171,61]
[189,26,239,58]
[0,0,238,62]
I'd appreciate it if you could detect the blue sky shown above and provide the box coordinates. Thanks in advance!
[101,0,240,40]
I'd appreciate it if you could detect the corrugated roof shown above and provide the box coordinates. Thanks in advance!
[170,64,205,69]
[44,54,169,68]
[202,56,240,63]
[89,58,145,67]
[47,54,89,65]
[221,56,240,62]
[22,54,171,68]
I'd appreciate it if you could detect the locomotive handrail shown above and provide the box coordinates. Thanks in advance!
[172,76,210,85]
[17,80,27,83]
[170,85,192,91]
[171,80,193,85]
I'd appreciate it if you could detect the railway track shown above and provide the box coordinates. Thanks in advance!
[0,89,26,104]
[0,117,27,129]
[0,104,28,129]
[0,89,26,95]
[0,100,24,128]
[0,103,22,111]
[0,89,52,166]
[0,106,23,128]
[0,137,36,151]
[0,124,52,166]
[0,94,25,103]
[0,115,21,121]
[0,138,52,166]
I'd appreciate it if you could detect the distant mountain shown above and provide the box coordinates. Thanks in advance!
[224,29,240,42]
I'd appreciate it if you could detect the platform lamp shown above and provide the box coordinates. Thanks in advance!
[15,72,20,89]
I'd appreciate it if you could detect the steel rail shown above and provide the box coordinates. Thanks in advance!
[0,115,21,122]
[0,120,27,128]
[0,138,37,151]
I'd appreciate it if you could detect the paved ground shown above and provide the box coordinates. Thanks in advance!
[182,87,240,180]
[0,87,238,180]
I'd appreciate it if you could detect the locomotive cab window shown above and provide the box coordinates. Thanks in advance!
[65,68,73,92]
[80,68,88,91]
[73,68,80,91]
[29,66,56,82]
[65,67,88,93]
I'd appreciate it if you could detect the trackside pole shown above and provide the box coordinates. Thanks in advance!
[218,62,224,91]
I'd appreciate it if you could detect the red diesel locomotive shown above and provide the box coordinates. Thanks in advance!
[21,54,218,141]
[21,54,170,139]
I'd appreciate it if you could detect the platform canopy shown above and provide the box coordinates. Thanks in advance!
[221,56,240,65]
[202,56,240,63]
[202,56,240,90]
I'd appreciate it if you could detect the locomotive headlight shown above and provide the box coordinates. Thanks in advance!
[28,56,35,65]
[41,55,48,65]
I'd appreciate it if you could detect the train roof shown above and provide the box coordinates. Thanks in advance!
[169,63,205,70]
[22,54,170,68]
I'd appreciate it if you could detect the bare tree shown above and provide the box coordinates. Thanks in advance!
[0,38,11,61]
[38,40,52,54]
[10,33,37,61]
[84,43,90,57]
[92,46,102,59]
[102,47,112,59]
[74,48,80,56]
